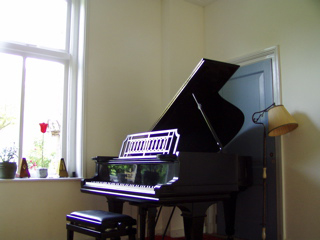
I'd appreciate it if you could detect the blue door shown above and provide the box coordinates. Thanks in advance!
[217,59,277,240]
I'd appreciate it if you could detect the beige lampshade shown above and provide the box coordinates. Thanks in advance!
[268,105,298,137]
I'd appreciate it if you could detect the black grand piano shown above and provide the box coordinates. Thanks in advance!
[81,59,252,240]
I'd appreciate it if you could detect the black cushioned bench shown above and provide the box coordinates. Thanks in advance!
[66,210,136,240]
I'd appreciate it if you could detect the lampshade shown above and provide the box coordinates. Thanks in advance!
[268,105,298,137]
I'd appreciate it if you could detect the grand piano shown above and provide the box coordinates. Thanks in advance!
[81,59,252,240]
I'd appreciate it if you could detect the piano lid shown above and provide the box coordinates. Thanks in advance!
[151,58,244,153]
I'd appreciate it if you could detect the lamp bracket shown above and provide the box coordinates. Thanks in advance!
[252,103,275,124]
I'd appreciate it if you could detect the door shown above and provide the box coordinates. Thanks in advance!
[216,59,277,240]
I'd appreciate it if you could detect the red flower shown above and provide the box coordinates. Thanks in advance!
[39,123,48,133]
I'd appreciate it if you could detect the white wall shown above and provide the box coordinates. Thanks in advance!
[85,0,163,177]
[204,1,320,239]
[162,0,205,106]
[0,179,108,240]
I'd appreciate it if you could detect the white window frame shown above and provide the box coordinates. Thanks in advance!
[0,0,86,178]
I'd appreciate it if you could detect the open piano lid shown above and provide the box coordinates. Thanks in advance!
[151,58,244,153]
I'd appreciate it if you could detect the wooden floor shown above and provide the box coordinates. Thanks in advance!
[146,235,221,240]
[146,234,247,240]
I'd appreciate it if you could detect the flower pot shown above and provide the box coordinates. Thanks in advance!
[36,167,48,178]
[0,162,17,179]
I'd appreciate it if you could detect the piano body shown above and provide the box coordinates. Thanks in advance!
[81,59,252,240]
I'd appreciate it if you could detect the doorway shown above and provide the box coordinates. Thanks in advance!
[214,47,282,240]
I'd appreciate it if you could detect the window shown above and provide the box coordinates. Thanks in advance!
[0,0,86,178]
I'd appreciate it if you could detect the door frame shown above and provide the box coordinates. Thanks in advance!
[228,46,283,240]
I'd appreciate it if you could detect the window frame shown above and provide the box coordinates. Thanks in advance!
[0,0,86,178]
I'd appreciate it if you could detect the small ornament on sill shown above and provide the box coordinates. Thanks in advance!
[59,158,68,178]
[19,158,30,178]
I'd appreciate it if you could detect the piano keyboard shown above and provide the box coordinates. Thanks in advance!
[85,181,156,195]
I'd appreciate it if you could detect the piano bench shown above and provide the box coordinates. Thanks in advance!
[66,210,137,240]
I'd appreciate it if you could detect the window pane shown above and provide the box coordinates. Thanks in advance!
[0,53,22,162]
[0,0,68,50]
[23,58,64,175]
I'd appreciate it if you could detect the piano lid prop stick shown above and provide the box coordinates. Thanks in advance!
[192,93,223,152]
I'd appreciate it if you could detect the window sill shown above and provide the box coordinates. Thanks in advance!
[0,177,82,183]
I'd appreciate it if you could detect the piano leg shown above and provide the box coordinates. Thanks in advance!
[139,207,147,240]
[223,193,237,240]
[147,207,157,240]
[106,197,124,240]
[107,197,124,213]
[178,202,213,240]
[137,205,157,240]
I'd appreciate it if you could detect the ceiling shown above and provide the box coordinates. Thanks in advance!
[184,0,216,7]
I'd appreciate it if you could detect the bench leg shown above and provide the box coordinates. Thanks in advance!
[67,229,74,240]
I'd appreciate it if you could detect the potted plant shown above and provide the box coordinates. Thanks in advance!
[27,139,52,178]
[0,145,18,179]
[27,123,52,178]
